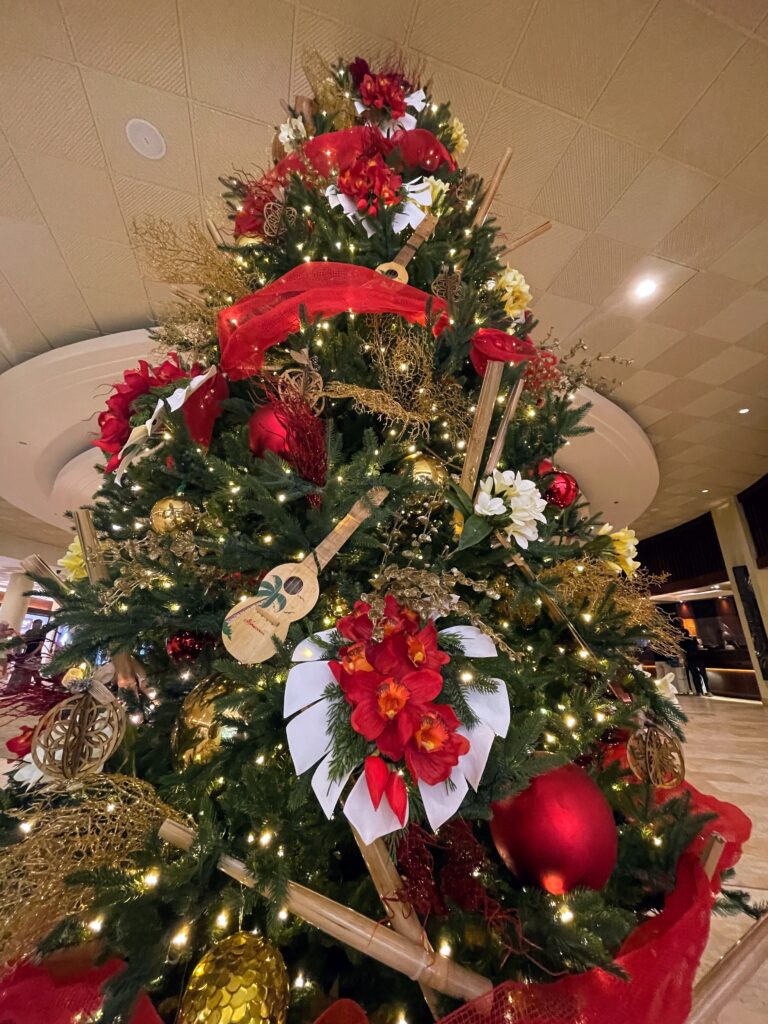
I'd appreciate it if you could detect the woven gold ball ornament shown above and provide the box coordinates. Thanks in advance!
[171,677,231,767]
[179,932,290,1024]
[627,721,685,789]
[149,496,197,534]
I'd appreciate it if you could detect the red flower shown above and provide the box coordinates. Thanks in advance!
[334,665,443,760]
[341,641,374,673]
[348,57,371,87]
[366,620,450,679]
[93,353,194,472]
[337,601,374,642]
[364,755,408,825]
[380,595,420,637]
[404,705,470,786]
[469,328,539,377]
[234,155,305,238]
[337,152,403,219]
[7,725,34,758]
[359,73,408,121]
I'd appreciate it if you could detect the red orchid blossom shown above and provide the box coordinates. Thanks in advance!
[405,704,470,786]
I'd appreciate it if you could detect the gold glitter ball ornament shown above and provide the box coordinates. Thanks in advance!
[171,677,232,767]
[149,496,197,534]
[179,932,290,1024]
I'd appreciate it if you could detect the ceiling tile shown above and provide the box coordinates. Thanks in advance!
[654,185,767,269]
[759,12,768,38]
[612,368,676,406]
[697,290,768,342]
[679,387,748,417]
[419,60,499,139]
[467,89,578,207]
[573,312,637,353]
[532,126,648,231]
[182,0,292,122]
[699,0,768,30]
[645,334,723,375]
[15,150,128,243]
[61,0,186,94]
[0,274,49,365]
[707,425,768,455]
[598,255,696,320]
[529,292,594,340]
[411,0,535,82]
[588,0,743,149]
[0,47,103,167]
[508,219,586,291]
[291,13,406,97]
[671,419,731,444]
[306,0,413,42]
[549,234,642,305]
[608,322,684,366]
[647,413,707,440]
[82,69,197,192]
[115,176,201,231]
[662,41,768,177]
[81,287,153,334]
[0,132,11,166]
[734,322,768,354]
[688,345,765,384]
[0,159,44,223]
[728,135,768,201]
[55,235,143,294]
[504,0,655,117]
[647,271,747,331]
[643,378,711,410]
[192,103,274,200]
[0,0,73,61]
[490,202,536,248]
[597,156,715,249]
[631,403,670,428]
[143,278,180,318]
[708,219,768,285]
[723,364,768,395]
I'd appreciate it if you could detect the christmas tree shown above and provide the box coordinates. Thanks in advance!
[0,54,753,1024]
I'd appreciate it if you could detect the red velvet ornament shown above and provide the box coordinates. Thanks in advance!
[545,471,579,509]
[490,763,617,894]
[248,405,291,459]
[165,630,216,664]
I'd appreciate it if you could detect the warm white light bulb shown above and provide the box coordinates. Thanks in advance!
[634,278,657,299]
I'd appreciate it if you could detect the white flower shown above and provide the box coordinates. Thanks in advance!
[496,470,547,549]
[474,489,507,518]
[423,175,449,207]
[497,266,532,319]
[278,116,307,151]
[597,524,640,577]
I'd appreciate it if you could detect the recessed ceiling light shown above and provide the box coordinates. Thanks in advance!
[125,118,166,160]
[738,407,750,414]
[701,489,709,493]
[634,278,657,299]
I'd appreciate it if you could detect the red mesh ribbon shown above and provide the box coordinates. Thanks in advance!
[181,370,230,448]
[219,263,448,379]
[287,126,454,180]
[0,958,161,1024]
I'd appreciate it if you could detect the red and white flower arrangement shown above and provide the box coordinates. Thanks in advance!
[283,596,510,843]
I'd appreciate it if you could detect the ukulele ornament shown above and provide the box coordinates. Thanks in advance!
[222,488,388,664]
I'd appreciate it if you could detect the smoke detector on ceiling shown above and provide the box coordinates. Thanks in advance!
[125,118,166,160]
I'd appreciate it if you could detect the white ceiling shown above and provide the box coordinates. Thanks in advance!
[0,0,767,546]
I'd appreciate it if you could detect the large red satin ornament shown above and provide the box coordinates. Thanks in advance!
[545,471,579,508]
[166,630,216,664]
[248,406,291,459]
[490,763,617,894]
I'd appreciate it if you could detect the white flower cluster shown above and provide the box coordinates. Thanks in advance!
[277,116,307,151]
[474,470,548,549]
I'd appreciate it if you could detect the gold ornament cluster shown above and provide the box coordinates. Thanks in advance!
[171,677,233,767]
[150,496,198,534]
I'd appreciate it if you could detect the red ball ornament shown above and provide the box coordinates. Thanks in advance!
[248,406,290,459]
[166,630,216,664]
[490,763,617,895]
[545,471,579,508]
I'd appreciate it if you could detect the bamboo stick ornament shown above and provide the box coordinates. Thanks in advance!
[159,819,492,1002]
[72,509,108,585]
[170,286,207,307]
[20,554,73,596]
[351,831,440,1017]
[459,360,505,500]
[205,218,224,247]
[483,375,525,477]
[500,221,552,257]
[689,911,768,1022]
[472,147,513,228]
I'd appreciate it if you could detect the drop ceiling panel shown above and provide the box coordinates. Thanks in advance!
[0,159,45,223]
[549,234,642,305]
[708,220,768,285]
[114,176,201,229]
[529,292,594,340]
[0,0,73,62]
[688,346,765,385]
[608,323,684,366]
[728,135,768,200]
[655,184,767,269]
[0,274,49,364]
[644,334,723,376]
[307,0,414,42]
[700,0,768,31]
[510,218,586,291]
[697,290,768,342]
[648,272,747,331]
[192,103,274,198]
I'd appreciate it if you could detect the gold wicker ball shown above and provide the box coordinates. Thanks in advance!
[171,677,231,767]
[179,932,289,1024]
[149,497,197,534]
[31,692,125,782]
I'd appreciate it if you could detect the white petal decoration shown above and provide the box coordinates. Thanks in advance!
[291,630,337,662]
[439,625,497,658]
[284,660,335,717]
[312,752,351,819]
[404,178,433,207]
[465,678,510,738]
[393,203,426,233]
[286,698,332,775]
[419,765,468,832]
[344,772,406,844]
[407,89,427,111]
[457,722,495,791]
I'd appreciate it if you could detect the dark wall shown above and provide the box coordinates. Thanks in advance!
[739,474,768,569]
[637,513,726,592]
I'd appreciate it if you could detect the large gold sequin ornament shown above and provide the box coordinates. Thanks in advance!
[627,721,685,789]
[171,677,232,767]
[179,932,290,1024]
[149,496,197,534]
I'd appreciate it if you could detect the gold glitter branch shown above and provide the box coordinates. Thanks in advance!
[132,216,247,298]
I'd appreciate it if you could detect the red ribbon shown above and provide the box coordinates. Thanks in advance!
[470,328,540,376]
[181,370,229,447]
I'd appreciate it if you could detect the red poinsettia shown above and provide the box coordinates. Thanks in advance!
[404,704,470,785]
[94,353,195,472]
[359,72,408,121]
[337,152,403,219]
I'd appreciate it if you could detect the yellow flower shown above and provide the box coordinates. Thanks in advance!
[423,175,450,208]
[598,524,640,577]
[449,116,468,155]
[497,266,532,319]
[58,536,88,581]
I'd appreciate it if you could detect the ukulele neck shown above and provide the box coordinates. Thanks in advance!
[309,487,388,571]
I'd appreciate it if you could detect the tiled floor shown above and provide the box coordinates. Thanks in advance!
[684,695,768,1021]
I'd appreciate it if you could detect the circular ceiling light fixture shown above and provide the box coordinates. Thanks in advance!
[634,278,657,299]
[125,118,167,160]
[738,407,750,414]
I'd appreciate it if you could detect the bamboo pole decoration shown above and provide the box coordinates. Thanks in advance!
[689,913,768,1023]
[500,221,552,257]
[19,554,73,596]
[472,147,513,228]
[700,832,727,883]
[72,509,108,585]
[483,376,525,477]
[159,819,492,1002]
[170,286,207,308]
[352,831,440,1018]
[205,218,224,247]
[459,360,506,499]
